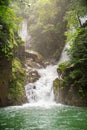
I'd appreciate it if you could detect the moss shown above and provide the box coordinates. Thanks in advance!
[8,58,25,105]
[53,78,61,95]
[58,62,68,72]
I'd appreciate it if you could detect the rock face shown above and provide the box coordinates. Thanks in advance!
[26,69,40,84]
[0,45,26,107]
[25,51,45,85]
[53,67,87,107]
[0,56,12,107]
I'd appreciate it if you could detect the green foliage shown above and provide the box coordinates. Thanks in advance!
[53,78,60,95]
[65,0,87,29]
[8,58,25,104]
[58,62,68,71]
[68,27,87,87]
[0,0,26,105]
[10,0,30,17]
[63,0,87,98]
[28,0,67,59]
[0,4,20,59]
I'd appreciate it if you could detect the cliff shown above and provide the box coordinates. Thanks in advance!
[0,55,12,106]
[53,65,87,107]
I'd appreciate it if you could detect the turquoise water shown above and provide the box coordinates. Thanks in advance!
[0,105,87,130]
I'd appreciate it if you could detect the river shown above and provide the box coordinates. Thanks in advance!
[0,105,87,130]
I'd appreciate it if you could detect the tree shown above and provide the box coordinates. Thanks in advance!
[62,0,87,97]
[28,0,68,59]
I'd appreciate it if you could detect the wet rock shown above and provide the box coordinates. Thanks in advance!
[26,70,40,84]
[44,59,56,67]
[53,78,62,103]
[53,77,87,107]
[25,51,46,84]
[25,50,44,63]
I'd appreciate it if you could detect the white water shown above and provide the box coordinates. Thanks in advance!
[19,19,31,49]
[25,45,69,107]
[25,64,58,107]
[19,19,28,41]
[58,44,69,64]
[80,16,87,24]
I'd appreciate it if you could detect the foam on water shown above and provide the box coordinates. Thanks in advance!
[25,64,58,107]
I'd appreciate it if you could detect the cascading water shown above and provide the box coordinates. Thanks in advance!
[25,64,58,107]
[18,19,31,49]
[58,44,69,64]
[25,44,69,107]
[19,19,28,41]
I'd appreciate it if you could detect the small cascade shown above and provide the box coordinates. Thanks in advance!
[25,64,58,106]
[19,19,28,41]
[58,44,69,64]
[18,19,31,49]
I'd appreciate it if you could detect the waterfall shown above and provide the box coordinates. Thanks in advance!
[18,19,31,49]
[19,19,28,41]
[58,44,69,64]
[25,65,58,106]
[24,44,69,107]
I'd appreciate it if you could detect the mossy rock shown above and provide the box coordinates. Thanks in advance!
[53,78,60,93]
[53,78,62,102]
